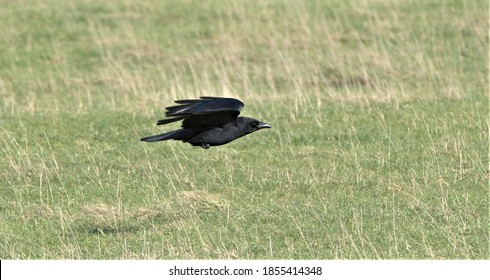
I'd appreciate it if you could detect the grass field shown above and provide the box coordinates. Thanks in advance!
[0,0,488,259]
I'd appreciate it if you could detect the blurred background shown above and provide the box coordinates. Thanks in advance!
[0,0,487,259]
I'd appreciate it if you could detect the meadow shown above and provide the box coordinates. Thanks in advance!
[0,0,487,259]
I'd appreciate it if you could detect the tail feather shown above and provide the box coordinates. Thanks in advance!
[140,129,193,142]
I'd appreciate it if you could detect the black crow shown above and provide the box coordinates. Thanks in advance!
[140,96,271,149]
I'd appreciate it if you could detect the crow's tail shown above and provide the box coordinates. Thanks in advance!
[140,129,193,142]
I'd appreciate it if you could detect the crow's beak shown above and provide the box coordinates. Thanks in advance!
[257,122,272,129]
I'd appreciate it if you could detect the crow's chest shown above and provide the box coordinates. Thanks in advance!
[188,126,243,146]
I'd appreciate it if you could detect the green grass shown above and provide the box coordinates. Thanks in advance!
[0,0,487,259]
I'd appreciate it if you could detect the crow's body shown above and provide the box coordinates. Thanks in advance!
[140,97,271,149]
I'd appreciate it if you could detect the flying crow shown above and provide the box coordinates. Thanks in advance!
[140,96,271,149]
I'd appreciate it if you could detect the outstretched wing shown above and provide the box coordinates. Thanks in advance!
[156,96,244,129]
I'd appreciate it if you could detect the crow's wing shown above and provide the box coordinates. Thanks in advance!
[156,97,244,129]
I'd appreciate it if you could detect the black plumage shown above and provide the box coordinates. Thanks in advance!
[140,96,271,149]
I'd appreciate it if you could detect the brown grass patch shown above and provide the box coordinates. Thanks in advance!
[177,190,229,210]
[22,204,55,220]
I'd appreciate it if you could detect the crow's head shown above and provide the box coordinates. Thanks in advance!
[238,117,272,135]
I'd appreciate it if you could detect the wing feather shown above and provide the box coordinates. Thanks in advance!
[156,96,244,128]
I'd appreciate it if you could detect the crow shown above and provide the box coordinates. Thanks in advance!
[140,96,271,149]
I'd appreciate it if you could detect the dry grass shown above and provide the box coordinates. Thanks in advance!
[0,0,487,259]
